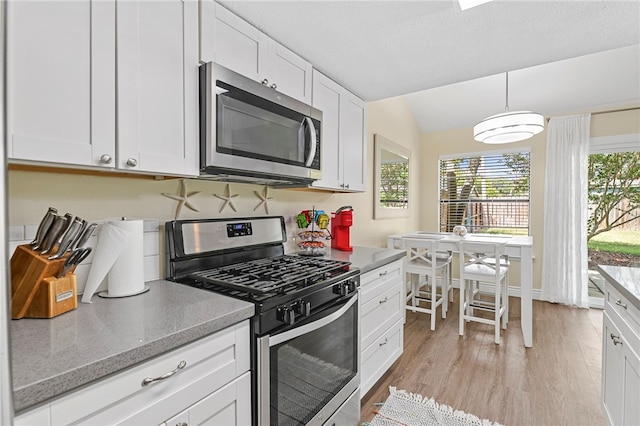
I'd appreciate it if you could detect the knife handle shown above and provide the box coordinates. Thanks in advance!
[31,208,58,249]
[67,220,87,252]
[49,218,84,260]
[55,213,75,245]
[72,223,98,250]
[39,216,68,255]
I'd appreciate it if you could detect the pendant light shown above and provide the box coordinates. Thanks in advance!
[473,72,544,144]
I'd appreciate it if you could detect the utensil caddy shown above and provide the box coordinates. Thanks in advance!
[296,207,330,256]
[10,244,78,319]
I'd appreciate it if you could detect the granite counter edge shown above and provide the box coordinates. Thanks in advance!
[597,265,640,312]
[13,304,254,413]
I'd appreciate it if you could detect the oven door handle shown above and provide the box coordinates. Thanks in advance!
[269,293,357,347]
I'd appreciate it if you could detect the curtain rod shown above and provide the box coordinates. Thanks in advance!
[546,106,639,122]
[591,106,640,116]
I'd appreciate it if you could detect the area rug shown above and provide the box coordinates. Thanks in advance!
[366,387,503,426]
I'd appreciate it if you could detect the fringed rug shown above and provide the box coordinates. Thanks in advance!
[366,387,503,426]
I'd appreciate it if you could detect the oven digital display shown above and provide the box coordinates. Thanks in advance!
[227,222,252,237]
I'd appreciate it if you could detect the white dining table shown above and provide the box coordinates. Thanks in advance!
[387,232,534,348]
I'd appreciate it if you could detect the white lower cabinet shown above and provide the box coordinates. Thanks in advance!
[15,321,251,426]
[602,283,640,426]
[161,372,251,426]
[360,259,404,396]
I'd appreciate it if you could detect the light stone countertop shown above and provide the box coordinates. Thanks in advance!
[597,265,640,311]
[323,246,406,274]
[11,280,254,413]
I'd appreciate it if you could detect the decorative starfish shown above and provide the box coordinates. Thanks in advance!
[162,180,201,219]
[253,186,274,214]
[214,184,239,213]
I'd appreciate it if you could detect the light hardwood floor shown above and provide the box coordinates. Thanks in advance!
[360,292,605,426]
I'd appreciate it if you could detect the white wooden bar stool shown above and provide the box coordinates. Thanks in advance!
[458,240,509,344]
[402,237,452,331]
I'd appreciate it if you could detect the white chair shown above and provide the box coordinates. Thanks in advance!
[458,240,509,344]
[402,237,452,331]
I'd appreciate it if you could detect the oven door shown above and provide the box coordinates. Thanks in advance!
[258,293,360,426]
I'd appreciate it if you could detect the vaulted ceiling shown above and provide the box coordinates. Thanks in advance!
[219,0,640,132]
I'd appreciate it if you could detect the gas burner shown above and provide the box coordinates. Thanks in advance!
[187,255,351,296]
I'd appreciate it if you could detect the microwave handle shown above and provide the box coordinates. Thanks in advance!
[303,117,317,167]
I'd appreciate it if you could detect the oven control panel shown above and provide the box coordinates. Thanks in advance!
[227,222,253,237]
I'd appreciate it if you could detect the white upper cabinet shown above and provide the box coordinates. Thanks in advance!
[116,0,199,176]
[7,0,115,168]
[311,70,366,192]
[200,1,312,104]
[7,0,199,177]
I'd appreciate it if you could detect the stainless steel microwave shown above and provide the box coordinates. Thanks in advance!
[199,62,322,186]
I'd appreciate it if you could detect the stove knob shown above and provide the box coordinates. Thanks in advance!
[334,282,348,297]
[276,306,296,325]
[295,300,311,317]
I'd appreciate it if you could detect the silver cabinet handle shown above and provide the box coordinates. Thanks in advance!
[379,338,388,347]
[141,360,187,386]
[126,158,138,167]
[379,270,388,276]
[270,83,277,89]
[610,333,623,346]
[615,299,627,309]
[100,154,113,165]
[261,78,269,86]
[379,297,388,304]
[175,423,188,426]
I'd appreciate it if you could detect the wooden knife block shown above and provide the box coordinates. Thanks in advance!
[10,244,77,319]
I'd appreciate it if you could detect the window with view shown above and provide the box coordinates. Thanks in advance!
[439,151,531,235]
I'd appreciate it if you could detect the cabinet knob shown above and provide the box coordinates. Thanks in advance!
[615,299,627,309]
[610,333,623,346]
[126,158,138,167]
[270,83,277,90]
[344,183,350,189]
[99,154,113,165]
[141,360,187,386]
[261,78,269,86]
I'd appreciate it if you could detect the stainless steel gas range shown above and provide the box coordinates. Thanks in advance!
[166,216,361,425]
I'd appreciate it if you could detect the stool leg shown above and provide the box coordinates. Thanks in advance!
[441,273,447,319]
[502,275,508,330]
[459,279,465,336]
[431,276,437,331]
[495,277,501,344]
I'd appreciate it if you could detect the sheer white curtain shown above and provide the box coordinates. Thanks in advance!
[541,114,591,308]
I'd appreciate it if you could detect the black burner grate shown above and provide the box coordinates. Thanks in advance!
[187,255,351,296]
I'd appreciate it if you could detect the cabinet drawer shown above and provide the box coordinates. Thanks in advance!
[361,284,403,350]
[605,283,640,334]
[161,371,251,426]
[361,320,403,396]
[360,259,403,304]
[49,321,250,425]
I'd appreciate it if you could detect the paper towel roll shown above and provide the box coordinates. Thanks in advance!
[80,219,148,302]
[104,219,146,298]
